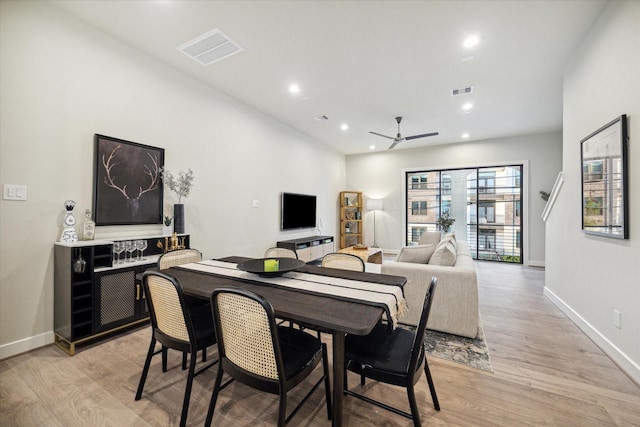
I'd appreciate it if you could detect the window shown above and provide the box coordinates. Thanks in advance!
[405,165,522,264]
[479,229,496,249]
[478,172,496,194]
[411,201,427,215]
[584,161,603,181]
[478,201,495,223]
[441,175,452,195]
[411,227,426,243]
[411,175,428,189]
[442,200,451,215]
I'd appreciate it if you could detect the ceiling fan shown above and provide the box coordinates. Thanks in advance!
[369,116,438,150]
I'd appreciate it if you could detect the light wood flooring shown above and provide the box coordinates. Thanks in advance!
[2,261,639,426]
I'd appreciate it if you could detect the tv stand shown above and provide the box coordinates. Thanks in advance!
[276,235,334,263]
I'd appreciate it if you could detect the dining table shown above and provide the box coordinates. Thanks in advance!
[163,255,407,427]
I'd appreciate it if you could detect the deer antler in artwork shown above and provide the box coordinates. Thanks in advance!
[102,146,160,200]
[136,152,160,199]
[102,145,130,199]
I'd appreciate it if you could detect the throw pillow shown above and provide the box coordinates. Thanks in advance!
[442,232,457,249]
[396,244,436,264]
[418,231,441,246]
[428,241,457,266]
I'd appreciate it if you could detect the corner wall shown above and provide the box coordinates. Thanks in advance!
[346,132,562,265]
[546,0,640,382]
[0,1,345,358]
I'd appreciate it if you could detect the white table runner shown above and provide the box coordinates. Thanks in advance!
[177,259,407,328]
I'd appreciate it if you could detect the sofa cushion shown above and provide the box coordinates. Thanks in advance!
[428,240,457,266]
[396,244,436,264]
[418,231,441,246]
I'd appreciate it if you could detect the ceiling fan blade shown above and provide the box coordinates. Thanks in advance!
[388,140,400,150]
[405,132,439,141]
[369,131,394,140]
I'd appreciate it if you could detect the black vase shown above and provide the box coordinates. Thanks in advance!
[174,204,185,234]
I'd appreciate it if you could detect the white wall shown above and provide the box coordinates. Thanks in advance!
[545,0,640,382]
[346,132,562,265]
[0,1,345,357]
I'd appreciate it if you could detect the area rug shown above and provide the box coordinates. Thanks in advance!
[423,321,493,372]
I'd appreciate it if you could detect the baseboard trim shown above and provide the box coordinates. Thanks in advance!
[543,287,640,386]
[0,331,54,361]
[527,260,545,268]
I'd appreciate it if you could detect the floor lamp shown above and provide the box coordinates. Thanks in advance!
[367,198,383,248]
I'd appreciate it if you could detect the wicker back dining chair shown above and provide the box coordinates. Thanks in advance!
[205,288,332,427]
[321,252,365,272]
[264,247,298,259]
[157,247,209,369]
[157,248,203,269]
[136,271,217,427]
[343,277,440,427]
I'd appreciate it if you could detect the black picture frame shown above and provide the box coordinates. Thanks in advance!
[580,115,628,239]
[93,134,164,225]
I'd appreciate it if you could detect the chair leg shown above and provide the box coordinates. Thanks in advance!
[407,383,421,427]
[423,359,440,411]
[321,343,332,420]
[178,350,198,427]
[182,351,187,370]
[277,392,287,427]
[202,347,207,362]
[204,364,225,427]
[162,345,168,372]
[135,337,156,400]
[360,372,366,385]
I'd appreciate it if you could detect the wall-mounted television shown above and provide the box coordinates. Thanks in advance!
[281,192,317,230]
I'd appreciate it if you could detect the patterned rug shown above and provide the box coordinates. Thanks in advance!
[423,320,493,372]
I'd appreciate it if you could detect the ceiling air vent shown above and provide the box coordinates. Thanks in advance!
[177,29,244,66]
[450,85,474,96]
[314,115,329,121]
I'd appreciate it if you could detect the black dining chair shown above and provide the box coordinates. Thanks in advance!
[205,287,332,427]
[343,277,440,426]
[157,248,210,369]
[135,271,217,427]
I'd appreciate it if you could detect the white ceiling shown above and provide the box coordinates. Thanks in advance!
[49,0,608,155]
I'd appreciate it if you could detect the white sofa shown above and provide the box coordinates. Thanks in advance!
[381,234,479,338]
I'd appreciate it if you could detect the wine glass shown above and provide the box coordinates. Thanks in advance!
[139,240,148,261]
[125,240,135,262]
[134,240,142,261]
[113,241,125,265]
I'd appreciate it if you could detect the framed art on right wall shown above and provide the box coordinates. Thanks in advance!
[581,114,629,239]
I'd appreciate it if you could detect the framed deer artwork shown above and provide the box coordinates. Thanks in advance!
[93,134,164,225]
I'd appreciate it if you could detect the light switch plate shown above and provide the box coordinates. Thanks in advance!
[3,184,27,201]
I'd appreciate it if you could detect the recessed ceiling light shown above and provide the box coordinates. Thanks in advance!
[340,124,349,131]
[369,145,376,150]
[288,84,300,94]
[463,35,480,48]
[462,102,473,111]
[461,133,470,139]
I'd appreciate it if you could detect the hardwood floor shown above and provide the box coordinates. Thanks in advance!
[1,261,639,426]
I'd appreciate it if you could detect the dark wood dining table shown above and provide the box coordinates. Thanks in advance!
[164,256,406,427]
